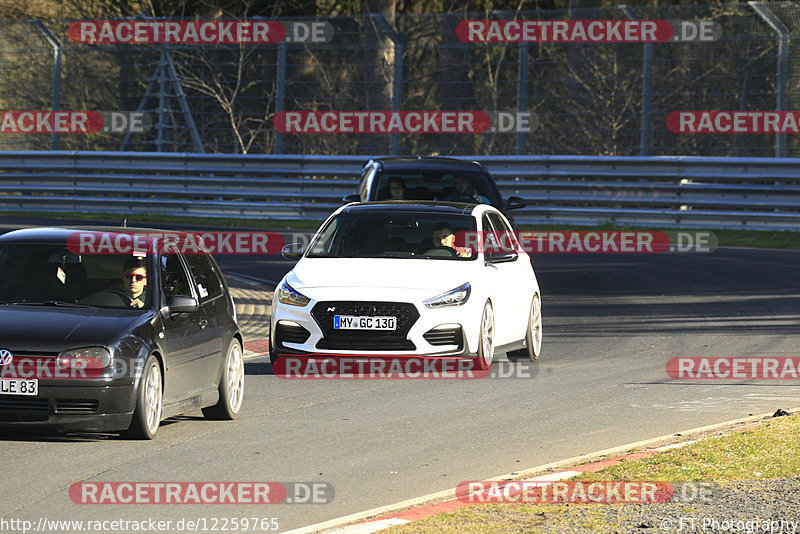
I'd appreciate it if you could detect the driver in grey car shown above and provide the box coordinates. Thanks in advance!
[121,257,147,308]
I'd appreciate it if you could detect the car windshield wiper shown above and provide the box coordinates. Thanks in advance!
[16,300,92,308]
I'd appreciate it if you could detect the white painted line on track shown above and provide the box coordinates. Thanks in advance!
[325,518,411,534]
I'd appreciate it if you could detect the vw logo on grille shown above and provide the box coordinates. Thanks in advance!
[0,349,12,366]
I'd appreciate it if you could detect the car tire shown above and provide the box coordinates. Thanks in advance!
[122,354,162,440]
[475,301,494,371]
[203,338,244,420]
[508,293,542,361]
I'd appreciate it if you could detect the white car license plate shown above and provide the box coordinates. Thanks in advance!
[0,378,38,396]
[334,315,396,331]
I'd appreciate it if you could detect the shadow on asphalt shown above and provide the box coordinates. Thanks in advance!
[245,361,275,376]
[537,250,800,337]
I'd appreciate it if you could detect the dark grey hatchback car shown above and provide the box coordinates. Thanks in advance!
[344,156,526,226]
[0,227,244,439]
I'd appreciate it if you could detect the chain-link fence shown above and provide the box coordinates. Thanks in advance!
[1,3,799,156]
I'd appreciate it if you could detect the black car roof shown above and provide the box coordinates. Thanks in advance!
[368,156,485,173]
[0,226,173,244]
[341,200,480,216]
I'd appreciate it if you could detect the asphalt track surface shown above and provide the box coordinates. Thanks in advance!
[1,217,800,533]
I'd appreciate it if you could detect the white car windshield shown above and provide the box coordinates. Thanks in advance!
[307,213,477,260]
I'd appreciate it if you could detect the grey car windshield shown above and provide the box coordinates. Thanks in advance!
[0,244,154,308]
[307,213,477,260]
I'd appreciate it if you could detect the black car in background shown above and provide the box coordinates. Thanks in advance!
[344,156,526,224]
[0,227,243,439]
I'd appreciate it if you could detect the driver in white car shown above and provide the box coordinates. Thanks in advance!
[431,222,470,257]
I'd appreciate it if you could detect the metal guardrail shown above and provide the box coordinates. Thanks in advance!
[0,151,798,230]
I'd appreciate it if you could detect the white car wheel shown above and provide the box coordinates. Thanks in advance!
[529,293,542,360]
[476,301,494,370]
[508,293,542,362]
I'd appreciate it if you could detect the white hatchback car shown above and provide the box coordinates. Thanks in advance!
[270,202,542,369]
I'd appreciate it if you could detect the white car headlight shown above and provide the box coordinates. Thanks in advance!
[278,280,311,307]
[424,282,471,308]
[57,347,112,369]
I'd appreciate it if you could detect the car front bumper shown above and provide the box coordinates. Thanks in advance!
[0,381,137,432]
[271,291,484,358]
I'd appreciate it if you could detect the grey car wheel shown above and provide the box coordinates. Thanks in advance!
[123,354,162,440]
[203,339,244,420]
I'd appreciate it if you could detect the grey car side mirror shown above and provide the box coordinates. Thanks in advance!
[161,295,199,317]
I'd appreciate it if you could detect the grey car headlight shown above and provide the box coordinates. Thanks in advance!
[424,282,471,308]
[57,347,112,369]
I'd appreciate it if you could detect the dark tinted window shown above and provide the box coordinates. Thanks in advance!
[0,243,153,308]
[484,212,518,255]
[183,253,224,301]
[161,253,192,303]
[373,170,499,206]
[488,212,514,236]
[359,164,376,202]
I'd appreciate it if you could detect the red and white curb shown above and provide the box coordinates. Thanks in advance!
[284,409,794,534]
[243,338,271,359]
[320,442,695,534]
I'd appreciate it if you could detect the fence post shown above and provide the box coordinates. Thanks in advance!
[31,21,62,150]
[516,43,529,155]
[155,50,168,152]
[621,6,653,156]
[750,2,788,157]
[370,14,404,155]
[274,42,287,154]
[164,49,204,153]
